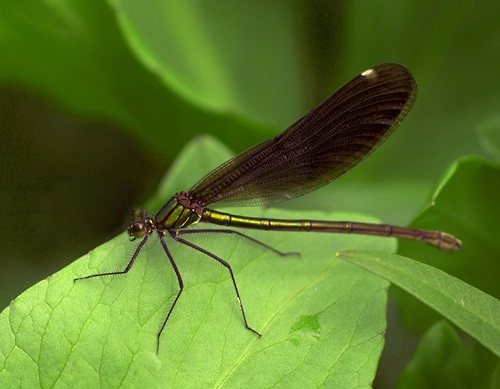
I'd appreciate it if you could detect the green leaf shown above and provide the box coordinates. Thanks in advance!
[111,0,305,127]
[337,250,500,357]
[0,138,400,387]
[478,115,500,160]
[4,0,499,169]
[398,321,500,389]
[398,321,472,389]
[0,0,267,156]
[395,156,500,332]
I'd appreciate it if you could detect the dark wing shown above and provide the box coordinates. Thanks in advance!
[189,63,417,207]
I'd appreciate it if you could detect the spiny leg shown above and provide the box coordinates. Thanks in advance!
[174,234,261,338]
[177,228,300,257]
[74,234,149,281]
[156,232,184,354]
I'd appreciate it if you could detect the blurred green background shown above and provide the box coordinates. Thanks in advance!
[1,0,499,386]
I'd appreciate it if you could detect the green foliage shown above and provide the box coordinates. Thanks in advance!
[1,0,500,387]
[395,157,500,334]
[2,137,499,387]
[398,321,500,389]
[339,250,500,357]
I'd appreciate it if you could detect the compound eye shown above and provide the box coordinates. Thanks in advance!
[128,221,147,240]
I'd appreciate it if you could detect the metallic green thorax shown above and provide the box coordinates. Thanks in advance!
[127,192,202,240]
[156,191,203,230]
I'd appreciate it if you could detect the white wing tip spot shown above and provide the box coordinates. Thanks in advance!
[361,68,377,78]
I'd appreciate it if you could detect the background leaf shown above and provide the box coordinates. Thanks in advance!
[478,116,500,160]
[338,250,500,357]
[395,157,500,333]
[397,321,500,389]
